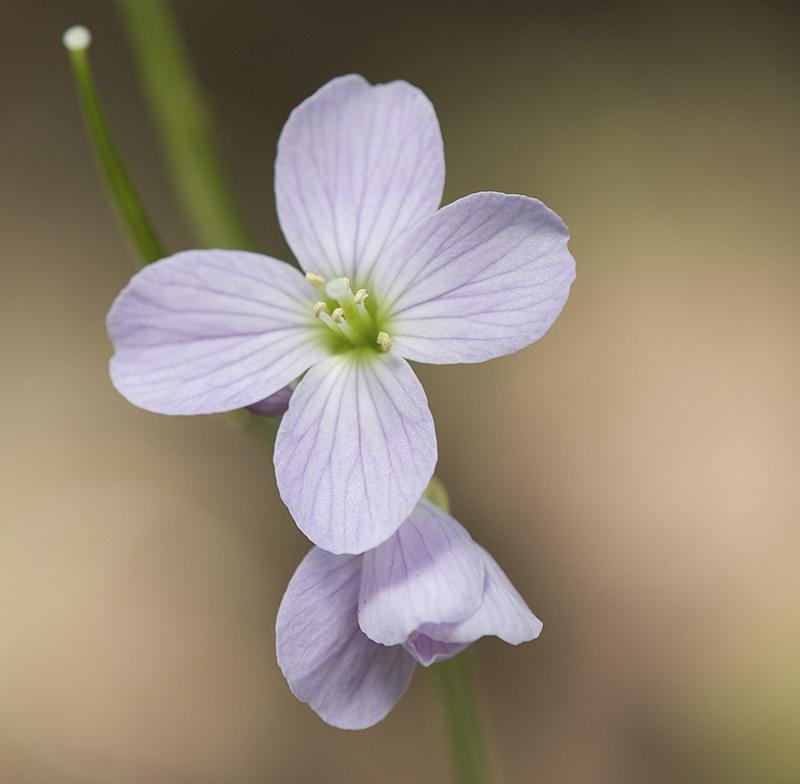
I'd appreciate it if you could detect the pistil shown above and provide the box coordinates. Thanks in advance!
[325,277,373,333]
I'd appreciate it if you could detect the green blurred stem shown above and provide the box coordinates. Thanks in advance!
[424,482,493,784]
[432,654,493,784]
[424,475,452,512]
[66,36,165,265]
[116,0,255,250]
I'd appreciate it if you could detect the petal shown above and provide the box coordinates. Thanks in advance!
[358,500,485,646]
[107,250,328,415]
[275,74,444,283]
[276,547,416,730]
[246,384,294,418]
[274,351,437,554]
[419,546,543,646]
[402,635,469,667]
[372,192,575,364]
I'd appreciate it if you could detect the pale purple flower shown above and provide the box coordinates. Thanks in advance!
[276,499,542,729]
[107,74,575,554]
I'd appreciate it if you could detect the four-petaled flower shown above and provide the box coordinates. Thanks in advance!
[276,498,542,729]
[107,74,575,554]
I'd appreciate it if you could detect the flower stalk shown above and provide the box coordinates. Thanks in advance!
[432,654,493,784]
[63,26,164,265]
[424,482,494,784]
[115,0,255,250]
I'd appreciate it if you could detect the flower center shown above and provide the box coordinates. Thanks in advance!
[306,272,392,352]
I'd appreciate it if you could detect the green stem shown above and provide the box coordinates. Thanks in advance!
[64,27,165,265]
[423,475,452,513]
[431,653,494,784]
[115,0,255,250]
[424,483,494,783]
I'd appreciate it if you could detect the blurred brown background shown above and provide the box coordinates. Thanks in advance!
[2,0,799,781]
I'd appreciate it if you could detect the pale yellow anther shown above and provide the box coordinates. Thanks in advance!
[312,301,328,318]
[353,288,369,305]
[376,331,393,351]
[331,307,346,324]
[305,272,325,288]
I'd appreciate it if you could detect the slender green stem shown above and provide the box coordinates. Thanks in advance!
[431,653,493,784]
[424,483,493,783]
[64,27,165,265]
[115,0,255,250]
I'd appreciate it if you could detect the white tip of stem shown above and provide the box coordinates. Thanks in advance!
[63,25,92,51]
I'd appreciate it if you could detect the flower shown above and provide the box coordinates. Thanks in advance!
[107,74,576,554]
[275,499,542,729]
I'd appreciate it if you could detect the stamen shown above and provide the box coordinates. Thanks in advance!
[331,307,358,339]
[376,332,393,351]
[314,301,346,337]
[305,272,325,288]
[353,288,372,324]
[318,310,341,334]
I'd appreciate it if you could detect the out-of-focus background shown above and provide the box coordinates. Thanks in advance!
[2,1,798,781]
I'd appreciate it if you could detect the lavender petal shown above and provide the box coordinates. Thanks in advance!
[419,545,543,647]
[276,547,416,730]
[274,352,437,555]
[246,384,294,418]
[373,192,576,365]
[358,500,485,646]
[275,74,444,283]
[402,635,470,667]
[107,250,327,415]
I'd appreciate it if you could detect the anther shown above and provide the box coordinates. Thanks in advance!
[376,332,393,351]
[312,301,328,318]
[330,307,358,339]
[305,272,325,288]
[353,289,369,305]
